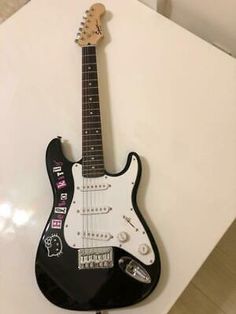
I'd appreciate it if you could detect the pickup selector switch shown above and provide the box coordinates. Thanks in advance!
[138,243,149,255]
[117,232,129,243]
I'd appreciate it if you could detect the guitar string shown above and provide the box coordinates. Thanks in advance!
[86,46,90,249]
[82,47,85,250]
[87,45,93,250]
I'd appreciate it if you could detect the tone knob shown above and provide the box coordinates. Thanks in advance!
[117,232,129,243]
[138,244,149,255]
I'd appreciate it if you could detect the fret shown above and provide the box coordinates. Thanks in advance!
[82,165,104,172]
[83,71,97,73]
[83,121,101,127]
[83,150,103,154]
[83,144,103,147]
[83,101,99,105]
[83,155,104,159]
[83,86,98,90]
[82,93,99,97]
[82,165,104,169]
[82,161,104,165]
[83,79,98,82]
[83,63,97,65]
[83,114,100,117]
[84,140,102,147]
[83,106,100,111]
[82,114,101,119]
[82,140,102,150]
[83,108,100,112]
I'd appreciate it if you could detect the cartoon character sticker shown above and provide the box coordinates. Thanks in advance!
[44,234,63,257]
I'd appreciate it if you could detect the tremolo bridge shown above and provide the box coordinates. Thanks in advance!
[78,247,113,269]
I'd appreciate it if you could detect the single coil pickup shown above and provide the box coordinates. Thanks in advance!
[78,247,113,269]
[77,183,110,192]
[82,231,113,241]
[80,206,112,215]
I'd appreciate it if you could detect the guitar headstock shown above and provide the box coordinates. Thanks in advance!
[75,3,105,47]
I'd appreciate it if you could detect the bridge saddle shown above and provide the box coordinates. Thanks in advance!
[78,247,113,269]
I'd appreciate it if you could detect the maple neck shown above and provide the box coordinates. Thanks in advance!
[82,46,104,178]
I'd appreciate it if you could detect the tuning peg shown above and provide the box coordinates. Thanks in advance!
[76,32,80,36]
[79,27,83,31]
[85,10,89,14]
[81,22,85,25]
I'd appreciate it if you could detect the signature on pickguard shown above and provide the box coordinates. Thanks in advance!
[123,215,139,232]
[95,20,102,35]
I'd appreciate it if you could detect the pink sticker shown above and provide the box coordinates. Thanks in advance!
[58,201,66,207]
[51,219,62,229]
[56,180,67,189]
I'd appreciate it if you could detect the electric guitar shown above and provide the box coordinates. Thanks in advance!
[35,3,161,312]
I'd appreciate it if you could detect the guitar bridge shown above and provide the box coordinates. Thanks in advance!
[78,247,113,269]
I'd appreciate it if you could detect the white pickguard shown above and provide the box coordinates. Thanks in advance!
[64,155,155,265]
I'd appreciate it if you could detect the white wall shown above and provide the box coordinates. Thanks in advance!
[139,0,236,57]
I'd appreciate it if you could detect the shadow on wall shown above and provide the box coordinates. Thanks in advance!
[156,0,172,17]
[153,0,234,57]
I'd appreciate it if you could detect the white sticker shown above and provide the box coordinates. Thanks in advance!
[61,193,67,200]
[55,207,67,214]
[53,166,62,173]
[44,234,63,257]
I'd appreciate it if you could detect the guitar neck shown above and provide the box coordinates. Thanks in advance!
[82,46,104,178]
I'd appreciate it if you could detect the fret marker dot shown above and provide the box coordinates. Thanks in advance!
[89,82,92,86]
[96,130,98,133]
[88,66,91,70]
[90,111,93,115]
[91,157,95,160]
[92,166,95,169]
[91,147,94,150]
[85,131,88,134]
[89,97,92,101]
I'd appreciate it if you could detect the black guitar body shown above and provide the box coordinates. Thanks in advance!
[35,138,161,311]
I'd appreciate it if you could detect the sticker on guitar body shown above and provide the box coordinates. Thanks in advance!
[44,234,63,257]
[55,207,67,214]
[52,162,67,189]
[51,219,62,229]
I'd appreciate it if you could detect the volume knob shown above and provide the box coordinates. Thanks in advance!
[117,232,129,243]
[138,244,150,255]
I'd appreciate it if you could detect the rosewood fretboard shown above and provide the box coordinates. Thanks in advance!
[82,46,104,178]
